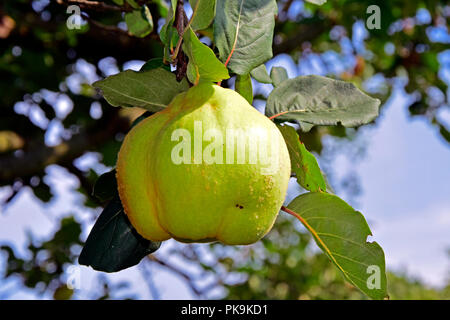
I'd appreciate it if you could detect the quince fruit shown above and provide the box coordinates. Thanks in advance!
[117,83,290,245]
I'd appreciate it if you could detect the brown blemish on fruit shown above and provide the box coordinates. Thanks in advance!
[235,204,244,209]
[208,102,219,110]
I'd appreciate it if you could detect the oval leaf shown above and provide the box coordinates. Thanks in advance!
[277,124,326,192]
[79,196,161,273]
[190,0,216,31]
[93,68,189,112]
[235,73,253,104]
[286,192,387,300]
[250,64,272,84]
[266,75,381,128]
[270,66,288,87]
[92,169,117,202]
[125,6,153,37]
[140,58,170,72]
[214,0,278,75]
[183,27,229,84]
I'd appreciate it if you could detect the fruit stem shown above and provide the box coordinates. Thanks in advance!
[281,206,304,221]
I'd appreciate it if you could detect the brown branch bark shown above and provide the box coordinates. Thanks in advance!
[173,0,188,82]
[56,0,129,12]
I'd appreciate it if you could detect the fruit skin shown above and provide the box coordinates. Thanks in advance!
[117,83,290,245]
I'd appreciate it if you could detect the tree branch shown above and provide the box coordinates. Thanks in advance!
[148,255,203,297]
[56,0,129,12]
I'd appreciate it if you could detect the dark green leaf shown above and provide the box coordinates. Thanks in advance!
[92,170,117,202]
[270,66,288,87]
[140,58,170,72]
[93,68,189,112]
[250,64,272,84]
[277,124,326,192]
[131,111,154,128]
[214,0,278,75]
[287,192,387,300]
[235,73,252,104]
[79,196,161,273]
[266,75,381,129]
[125,6,153,37]
[183,27,229,84]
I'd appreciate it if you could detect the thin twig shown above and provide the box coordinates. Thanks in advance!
[57,0,128,12]
[170,0,201,61]
[81,13,128,35]
[148,255,202,296]
[139,261,160,300]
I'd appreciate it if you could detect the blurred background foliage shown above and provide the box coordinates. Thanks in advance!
[0,0,449,299]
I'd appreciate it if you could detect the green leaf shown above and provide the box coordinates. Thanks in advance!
[159,1,176,43]
[93,68,189,112]
[287,192,387,300]
[131,111,154,128]
[277,124,326,192]
[125,6,153,38]
[235,73,253,104]
[305,0,327,5]
[140,58,170,72]
[125,0,139,9]
[79,196,161,273]
[269,68,314,132]
[270,66,288,87]
[250,64,272,84]
[160,0,179,61]
[214,0,278,75]
[111,0,124,5]
[183,27,229,84]
[190,0,216,31]
[153,0,169,17]
[92,170,117,202]
[265,75,381,129]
